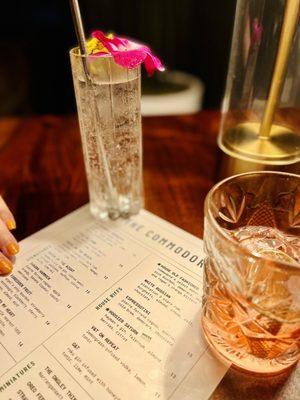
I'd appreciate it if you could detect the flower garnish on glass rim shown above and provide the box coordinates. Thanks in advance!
[87,30,165,76]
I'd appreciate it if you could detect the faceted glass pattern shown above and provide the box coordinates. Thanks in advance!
[202,172,300,375]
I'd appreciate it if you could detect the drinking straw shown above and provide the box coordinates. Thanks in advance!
[69,0,118,214]
[259,0,300,138]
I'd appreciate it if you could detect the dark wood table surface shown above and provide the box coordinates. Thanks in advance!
[0,111,298,399]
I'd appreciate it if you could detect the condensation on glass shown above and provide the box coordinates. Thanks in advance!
[70,48,143,220]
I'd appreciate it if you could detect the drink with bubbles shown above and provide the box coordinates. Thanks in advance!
[70,49,143,220]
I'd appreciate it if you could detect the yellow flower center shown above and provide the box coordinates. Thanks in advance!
[86,37,109,55]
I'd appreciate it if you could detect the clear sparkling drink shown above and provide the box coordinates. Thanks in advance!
[70,49,143,219]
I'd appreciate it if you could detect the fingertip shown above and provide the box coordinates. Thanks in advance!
[0,258,13,275]
[6,242,19,256]
[6,220,16,231]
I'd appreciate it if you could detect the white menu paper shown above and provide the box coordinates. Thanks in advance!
[0,206,228,400]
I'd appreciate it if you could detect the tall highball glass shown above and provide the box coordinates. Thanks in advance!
[70,48,143,220]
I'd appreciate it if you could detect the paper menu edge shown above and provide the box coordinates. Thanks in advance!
[18,204,90,245]
[170,348,229,400]
[9,204,230,399]
[19,205,202,248]
[140,209,203,246]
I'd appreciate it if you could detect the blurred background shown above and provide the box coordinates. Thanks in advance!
[0,0,236,115]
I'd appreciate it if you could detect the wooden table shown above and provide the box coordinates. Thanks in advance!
[0,112,219,240]
[0,111,298,399]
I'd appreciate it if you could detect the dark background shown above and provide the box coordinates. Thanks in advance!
[0,0,236,115]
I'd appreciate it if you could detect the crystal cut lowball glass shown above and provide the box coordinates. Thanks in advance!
[202,171,300,375]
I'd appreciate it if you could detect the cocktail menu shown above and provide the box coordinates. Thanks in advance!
[0,206,228,399]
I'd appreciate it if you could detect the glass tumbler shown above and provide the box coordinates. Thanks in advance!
[202,171,300,375]
[70,48,143,220]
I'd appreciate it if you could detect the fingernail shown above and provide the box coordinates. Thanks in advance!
[0,259,12,275]
[6,220,16,230]
[7,242,19,256]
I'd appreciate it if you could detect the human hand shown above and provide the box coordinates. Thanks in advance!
[0,197,19,275]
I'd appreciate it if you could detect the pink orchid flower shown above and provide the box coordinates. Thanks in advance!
[90,30,164,76]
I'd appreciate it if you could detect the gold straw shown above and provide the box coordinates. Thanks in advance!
[259,0,300,138]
